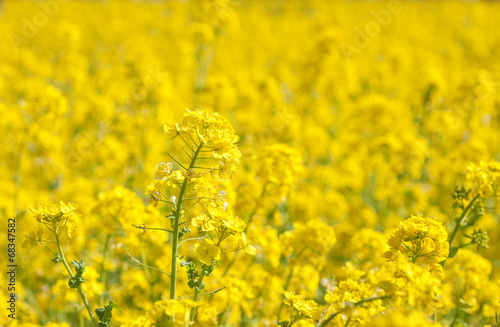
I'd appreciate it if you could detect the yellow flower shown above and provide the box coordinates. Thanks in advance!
[223,214,246,233]
[182,168,201,181]
[164,123,193,139]
[144,180,165,207]
[384,214,449,273]
[30,202,80,237]
[283,291,317,318]
[154,162,173,180]
[195,239,221,265]
[22,228,43,248]
[239,232,257,255]
[192,205,226,232]
[467,160,500,198]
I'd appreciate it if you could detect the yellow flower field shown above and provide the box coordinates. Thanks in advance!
[1,0,500,326]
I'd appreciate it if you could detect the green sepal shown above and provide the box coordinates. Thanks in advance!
[68,259,86,289]
[51,253,63,264]
[195,281,205,292]
[203,261,216,277]
[183,261,199,289]
[95,301,122,326]
[179,226,191,240]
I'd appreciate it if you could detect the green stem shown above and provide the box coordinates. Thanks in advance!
[318,296,389,327]
[170,143,204,299]
[448,195,479,248]
[177,287,225,301]
[99,233,111,307]
[54,230,98,327]
[188,271,207,323]
[189,238,223,323]
[132,225,173,233]
[289,316,299,327]
[127,253,171,277]
[277,267,295,321]
[177,236,206,248]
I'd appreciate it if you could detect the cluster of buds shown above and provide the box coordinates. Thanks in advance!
[466,229,489,250]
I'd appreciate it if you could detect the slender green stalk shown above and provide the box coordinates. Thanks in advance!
[127,253,171,277]
[177,236,206,248]
[448,195,479,248]
[188,271,207,322]
[177,287,225,301]
[167,152,188,170]
[132,224,173,233]
[277,267,295,320]
[170,143,204,299]
[189,237,224,323]
[54,230,98,327]
[318,296,389,327]
[99,233,111,307]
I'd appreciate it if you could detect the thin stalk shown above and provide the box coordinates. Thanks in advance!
[179,134,195,153]
[188,132,199,148]
[189,238,223,323]
[132,224,173,234]
[99,233,111,307]
[167,153,188,170]
[188,271,207,322]
[448,195,479,248]
[289,316,300,327]
[277,267,295,320]
[244,183,268,232]
[167,170,183,189]
[170,143,204,299]
[177,287,225,301]
[38,241,58,256]
[183,148,193,159]
[183,200,201,215]
[183,197,215,201]
[318,296,389,327]
[127,253,171,277]
[177,236,206,248]
[54,230,98,327]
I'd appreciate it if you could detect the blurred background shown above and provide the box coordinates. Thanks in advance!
[1,0,500,326]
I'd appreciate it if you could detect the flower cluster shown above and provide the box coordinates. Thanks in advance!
[29,202,80,238]
[192,203,256,259]
[165,108,242,180]
[466,160,500,198]
[384,214,449,278]
[280,291,317,326]
[281,219,336,267]
[324,279,386,326]
[388,254,444,312]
